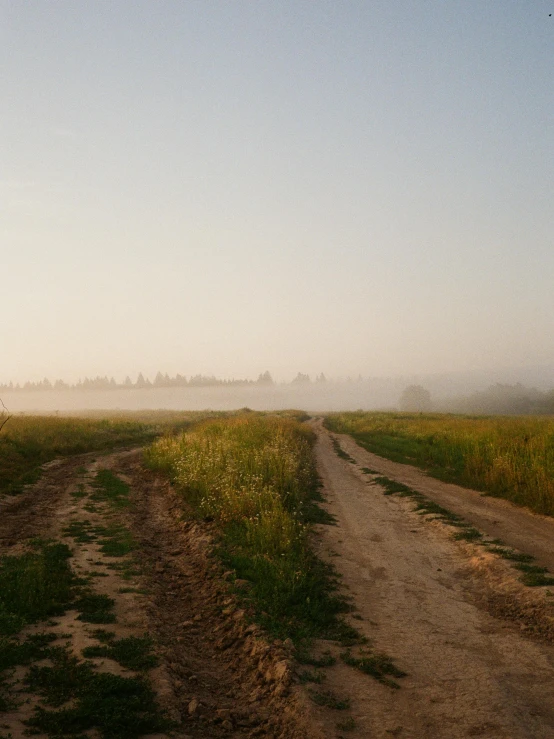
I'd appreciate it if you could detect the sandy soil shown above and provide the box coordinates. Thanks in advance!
[310,421,554,738]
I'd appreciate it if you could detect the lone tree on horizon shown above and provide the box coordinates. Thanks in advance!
[399,385,432,412]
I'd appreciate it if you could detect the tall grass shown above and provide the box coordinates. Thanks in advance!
[145,416,352,642]
[325,412,554,516]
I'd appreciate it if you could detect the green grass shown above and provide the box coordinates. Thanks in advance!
[82,635,157,671]
[325,412,554,516]
[146,416,357,644]
[75,594,116,624]
[336,717,356,732]
[97,524,136,557]
[0,633,59,710]
[298,669,326,684]
[25,647,169,739]
[0,417,158,496]
[309,689,350,710]
[514,564,554,587]
[331,437,356,463]
[0,542,74,636]
[91,469,131,509]
[62,520,98,544]
[341,650,406,688]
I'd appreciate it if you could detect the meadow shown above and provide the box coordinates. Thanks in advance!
[0,411,213,496]
[324,412,554,516]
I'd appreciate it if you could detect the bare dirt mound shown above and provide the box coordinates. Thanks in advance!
[310,421,554,739]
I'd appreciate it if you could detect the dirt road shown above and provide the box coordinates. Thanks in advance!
[336,428,554,573]
[0,450,318,739]
[311,421,554,738]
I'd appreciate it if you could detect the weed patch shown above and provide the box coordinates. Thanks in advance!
[453,527,483,542]
[296,649,336,668]
[96,524,136,557]
[309,689,350,710]
[486,547,534,563]
[62,520,97,544]
[336,716,356,731]
[298,669,325,684]
[0,543,74,636]
[331,438,356,464]
[25,647,169,739]
[341,650,406,688]
[75,594,116,624]
[514,565,554,587]
[91,470,131,509]
[83,635,157,670]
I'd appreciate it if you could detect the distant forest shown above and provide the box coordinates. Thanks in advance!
[2,373,554,416]
[441,383,554,416]
[0,371,328,392]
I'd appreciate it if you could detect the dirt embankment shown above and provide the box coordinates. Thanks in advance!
[0,450,323,739]
[310,421,554,738]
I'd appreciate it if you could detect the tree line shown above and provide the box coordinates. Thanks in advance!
[0,371,330,392]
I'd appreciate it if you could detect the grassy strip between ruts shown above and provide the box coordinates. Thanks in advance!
[324,412,554,516]
[350,461,554,588]
[145,414,405,687]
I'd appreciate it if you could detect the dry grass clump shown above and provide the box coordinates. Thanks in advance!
[325,412,554,516]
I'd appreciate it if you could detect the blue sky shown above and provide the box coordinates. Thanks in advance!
[1,1,553,383]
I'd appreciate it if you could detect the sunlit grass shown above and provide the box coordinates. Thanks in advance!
[145,416,356,643]
[325,412,554,516]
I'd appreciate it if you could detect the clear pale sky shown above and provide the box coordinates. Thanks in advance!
[2,1,553,383]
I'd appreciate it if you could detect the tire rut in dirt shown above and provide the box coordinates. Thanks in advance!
[0,456,91,551]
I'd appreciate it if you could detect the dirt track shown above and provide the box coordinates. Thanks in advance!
[2,431,554,738]
[336,428,554,573]
[311,420,554,738]
[0,450,320,739]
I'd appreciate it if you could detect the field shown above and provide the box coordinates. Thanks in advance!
[1,410,554,737]
[145,415,356,643]
[325,412,554,516]
[0,411,218,496]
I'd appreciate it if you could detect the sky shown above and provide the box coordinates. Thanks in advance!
[1,1,553,384]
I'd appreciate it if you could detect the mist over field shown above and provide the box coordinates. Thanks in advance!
[3,363,554,415]
[2,3,553,404]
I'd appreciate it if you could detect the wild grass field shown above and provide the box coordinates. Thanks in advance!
[0,411,216,496]
[325,412,554,516]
